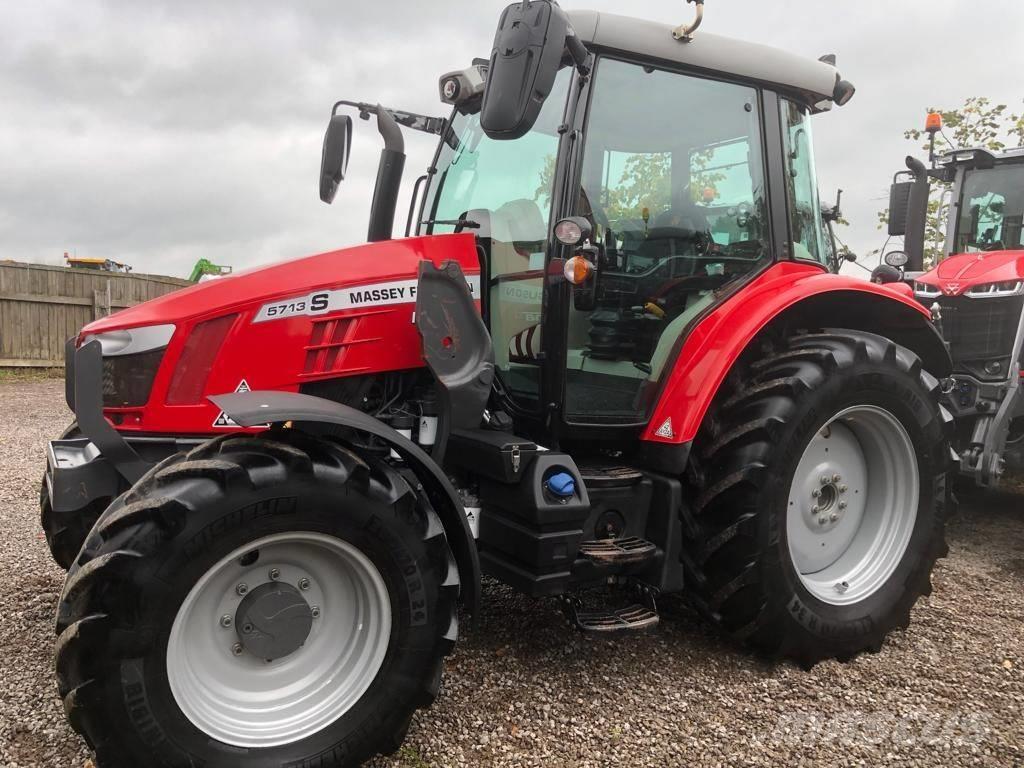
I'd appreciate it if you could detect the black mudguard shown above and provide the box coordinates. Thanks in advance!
[210,390,482,614]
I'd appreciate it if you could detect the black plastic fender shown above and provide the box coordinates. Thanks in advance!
[210,389,481,614]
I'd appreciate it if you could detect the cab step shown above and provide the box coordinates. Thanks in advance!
[565,601,660,635]
[578,537,657,567]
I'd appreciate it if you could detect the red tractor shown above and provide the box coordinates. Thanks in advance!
[44,3,953,766]
[880,114,1024,487]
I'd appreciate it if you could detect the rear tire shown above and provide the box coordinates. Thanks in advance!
[40,423,112,570]
[682,330,953,665]
[55,431,459,767]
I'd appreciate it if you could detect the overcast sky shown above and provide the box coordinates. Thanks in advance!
[2,0,1022,279]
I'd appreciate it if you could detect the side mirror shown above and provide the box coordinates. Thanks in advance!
[884,251,909,268]
[480,1,569,140]
[887,181,913,236]
[320,114,353,204]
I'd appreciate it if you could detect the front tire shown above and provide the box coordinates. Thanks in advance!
[55,431,459,767]
[682,330,953,665]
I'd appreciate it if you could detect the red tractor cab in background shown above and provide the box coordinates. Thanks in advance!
[45,4,954,766]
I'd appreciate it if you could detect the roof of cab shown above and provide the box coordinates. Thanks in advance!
[568,10,843,111]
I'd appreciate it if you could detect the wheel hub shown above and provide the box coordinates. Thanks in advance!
[235,582,313,661]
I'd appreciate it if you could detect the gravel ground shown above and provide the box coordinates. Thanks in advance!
[0,377,1021,767]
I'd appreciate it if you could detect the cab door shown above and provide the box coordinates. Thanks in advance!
[556,57,773,426]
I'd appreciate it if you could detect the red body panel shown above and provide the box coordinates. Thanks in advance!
[915,250,1024,296]
[85,234,479,434]
[642,262,932,445]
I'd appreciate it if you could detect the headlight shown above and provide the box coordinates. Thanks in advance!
[913,281,941,298]
[83,324,176,356]
[965,281,1024,298]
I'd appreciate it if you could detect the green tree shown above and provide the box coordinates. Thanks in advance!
[882,97,1024,266]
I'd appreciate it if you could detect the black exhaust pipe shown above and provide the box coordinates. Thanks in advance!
[903,156,930,271]
[367,107,406,242]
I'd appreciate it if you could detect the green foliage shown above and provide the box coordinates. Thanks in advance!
[881,97,1024,267]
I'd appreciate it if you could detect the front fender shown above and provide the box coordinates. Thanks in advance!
[210,390,481,614]
[645,263,947,445]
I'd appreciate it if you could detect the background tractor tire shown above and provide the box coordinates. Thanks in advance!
[682,329,953,666]
[55,431,459,768]
[40,422,114,570]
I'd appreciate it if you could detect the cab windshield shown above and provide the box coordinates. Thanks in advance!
[954,164,1024,252]
[420,67,573,403]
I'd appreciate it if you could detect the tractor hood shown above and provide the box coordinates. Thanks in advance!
[916,250,1024,296]
[80,234,480,435]
[84,234,479,334]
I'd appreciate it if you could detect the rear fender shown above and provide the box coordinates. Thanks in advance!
[210,390,481,614]
[645,265,952,445]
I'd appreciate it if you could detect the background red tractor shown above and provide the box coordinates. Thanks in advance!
[44,3,954,766]
[880,114,1024,487]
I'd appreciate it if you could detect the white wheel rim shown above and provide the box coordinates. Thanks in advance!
[167,531,392,748]
[786,405,919,606]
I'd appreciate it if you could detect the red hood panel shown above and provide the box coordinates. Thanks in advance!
[84,233,479,333]
[920,250,1024,296]
[86,234,480,435]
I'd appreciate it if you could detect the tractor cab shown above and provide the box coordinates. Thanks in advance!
[329,6,857,445]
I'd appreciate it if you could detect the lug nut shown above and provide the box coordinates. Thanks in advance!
[830,513,839,523]
[839,501,847,510]
[231,643,244,656]
[811,505,820,514]
[833,474,841,483]
[220,615,233,629]
[298,578,311,591]
[311,606,321,619]
[269,568,280,581]
[818,516,828,526]
[839,485,848,493]
[820,476,830,485]
[236,583,248,596]
[812,489,821,498]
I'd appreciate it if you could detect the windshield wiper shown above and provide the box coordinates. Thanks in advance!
[421,218,481,230]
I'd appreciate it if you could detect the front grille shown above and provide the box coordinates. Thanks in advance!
[937,294,1023,377]
[102,348,165,407]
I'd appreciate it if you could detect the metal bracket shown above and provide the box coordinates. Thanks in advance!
[672,0,705,42]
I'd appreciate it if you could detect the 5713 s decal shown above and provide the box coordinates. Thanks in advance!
[253,275,481,323]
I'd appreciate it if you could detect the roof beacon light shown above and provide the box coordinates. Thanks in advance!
[673,0,705,42]
[925,112,943,134]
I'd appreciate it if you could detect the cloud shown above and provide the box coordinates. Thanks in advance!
[1,0,1022,278]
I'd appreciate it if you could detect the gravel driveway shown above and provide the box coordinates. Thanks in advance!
[1,377,1021,767]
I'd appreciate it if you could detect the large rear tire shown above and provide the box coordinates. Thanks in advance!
[682,330,953,666]
[55,431,459,767]
[40,422,113,570]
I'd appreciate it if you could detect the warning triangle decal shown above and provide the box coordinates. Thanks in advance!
[212,380,251,428]
[654,418,675,439]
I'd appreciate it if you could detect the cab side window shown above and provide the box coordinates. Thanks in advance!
[780,99,828,264]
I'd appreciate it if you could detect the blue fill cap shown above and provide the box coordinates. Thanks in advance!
[546,471,576,498]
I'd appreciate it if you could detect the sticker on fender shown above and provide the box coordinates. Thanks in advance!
[213,379,255,428]
[253,275,481,323]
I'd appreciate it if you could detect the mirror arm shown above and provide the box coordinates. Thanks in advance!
[332,100,448,138]
[565,32,592,77]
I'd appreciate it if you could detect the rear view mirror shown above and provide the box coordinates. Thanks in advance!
[887,180,913,237]
[320,114,353,204]
[480,1,569,140]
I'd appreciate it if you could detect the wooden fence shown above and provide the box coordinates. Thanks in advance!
[0,261,192,368]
